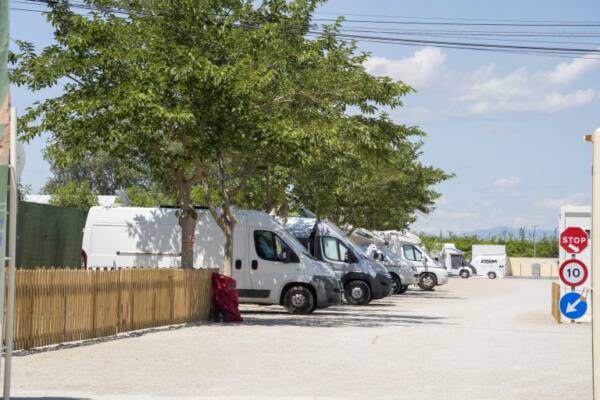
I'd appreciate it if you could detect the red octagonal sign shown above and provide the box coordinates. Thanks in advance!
[560,227,589,254]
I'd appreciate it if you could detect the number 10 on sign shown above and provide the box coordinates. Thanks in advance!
[559,259,589,287]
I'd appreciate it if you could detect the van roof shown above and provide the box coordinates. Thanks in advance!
[86,206,273,225]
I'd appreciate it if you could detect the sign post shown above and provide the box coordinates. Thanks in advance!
[586,127,600,400]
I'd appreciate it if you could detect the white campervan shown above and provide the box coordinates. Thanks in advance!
[82,207,343,314]
[434,243,477,278]
[378,230,449,291]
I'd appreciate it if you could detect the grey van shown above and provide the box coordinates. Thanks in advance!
[286,218,393,305]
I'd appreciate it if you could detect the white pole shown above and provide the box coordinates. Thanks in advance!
[590,127,600,400]
[3,107,16,400]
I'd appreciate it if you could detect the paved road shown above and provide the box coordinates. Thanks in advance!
[12,278,592,400]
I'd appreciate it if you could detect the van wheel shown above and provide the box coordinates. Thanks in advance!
[488,272,497,279]
[397,285,409,294]
[391,274,402,295]
[283,286,315,314]
[459,269,470,279]
[345,281,371,305]
[418,273,437,291]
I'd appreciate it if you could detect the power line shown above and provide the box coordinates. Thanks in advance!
[313,11,600,25]
[10,1,600,59]
[311,17,600,28]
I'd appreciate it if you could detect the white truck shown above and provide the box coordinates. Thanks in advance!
[82,206,343,314]
[471,245,506,279]
[433,243,477,278]
[378,230,449,291]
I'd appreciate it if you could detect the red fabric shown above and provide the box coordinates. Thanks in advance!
[212,273,243,323]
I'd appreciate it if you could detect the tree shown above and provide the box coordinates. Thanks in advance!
[12,0,443,274]
[239,115,450,230]
[49,180,98,209]
[43,147,149,195]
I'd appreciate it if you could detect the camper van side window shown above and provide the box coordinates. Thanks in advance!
[322,237,352,262]
[254,230,294,262]
[322,237,340,261]
[403,245,422,262]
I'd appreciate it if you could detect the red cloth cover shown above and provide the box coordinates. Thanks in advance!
[212,273,243,323]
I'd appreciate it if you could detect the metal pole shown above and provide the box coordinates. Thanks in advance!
[2,107,16,399]
[532,225,537,258]
[589,127,600,400]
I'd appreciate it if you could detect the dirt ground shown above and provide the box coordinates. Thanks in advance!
[11,278,592,400]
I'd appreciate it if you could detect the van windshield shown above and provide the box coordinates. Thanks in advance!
[346,238,367,260]
[277,228,316,260]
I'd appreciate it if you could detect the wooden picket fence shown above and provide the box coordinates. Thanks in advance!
[12,268,215,350]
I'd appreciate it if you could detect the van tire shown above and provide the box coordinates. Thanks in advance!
[397,285,409,294]
[418,273,437,291]
[391,274,402,295]
[488,272,497,279]
[345,280,371,305]
[283,286,315,314]
[459,269,470,279]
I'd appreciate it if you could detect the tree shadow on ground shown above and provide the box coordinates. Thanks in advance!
[240,303,453,328]
[401,290,464,300]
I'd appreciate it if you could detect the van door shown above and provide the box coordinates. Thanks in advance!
[402,244,424,271]
[247,228,299,304]
[320,236,353,280]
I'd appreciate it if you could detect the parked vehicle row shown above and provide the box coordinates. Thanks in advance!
[81,206,461,315]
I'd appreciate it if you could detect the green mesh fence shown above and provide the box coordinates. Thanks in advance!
[16,202,87,268]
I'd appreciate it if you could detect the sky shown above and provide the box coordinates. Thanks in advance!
[8,0,600,234]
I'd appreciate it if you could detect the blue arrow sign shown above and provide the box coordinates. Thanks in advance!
[560,292,588,320]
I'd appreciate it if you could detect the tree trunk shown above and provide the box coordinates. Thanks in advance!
[222,223,235,277]
[177,181,197,269]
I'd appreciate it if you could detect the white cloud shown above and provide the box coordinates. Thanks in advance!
[364,47,447,90]
[545,52,600,85]
[370,47,599,116]
[460,64,597,114]
[493,176,521,188]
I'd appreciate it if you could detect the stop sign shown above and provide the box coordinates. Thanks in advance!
[560,227,589,254]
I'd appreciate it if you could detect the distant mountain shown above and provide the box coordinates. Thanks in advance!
[462,226,557,240]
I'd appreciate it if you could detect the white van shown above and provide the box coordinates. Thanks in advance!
[378,230,449,291]
[82,207,343,314]
[471,255,506,279]
[349,228,416,294]
[433,243,477,278]
[471,245,506,279]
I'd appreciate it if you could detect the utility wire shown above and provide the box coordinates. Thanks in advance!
[10,1,600,59]
[313,11,600,25]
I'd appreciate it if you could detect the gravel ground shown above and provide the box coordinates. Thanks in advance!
[11,278,592,400]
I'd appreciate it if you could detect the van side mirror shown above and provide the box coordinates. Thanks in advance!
[344,252,353,263]
[280,251,298,264]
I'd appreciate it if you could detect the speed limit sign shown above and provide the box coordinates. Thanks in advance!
[559,259,589,287]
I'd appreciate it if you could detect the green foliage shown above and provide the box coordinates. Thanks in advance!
[43,148,149,195]
[123,186,174,207]
[420,230,559,259]
[49,180,98,210]
[11,0,451,268]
